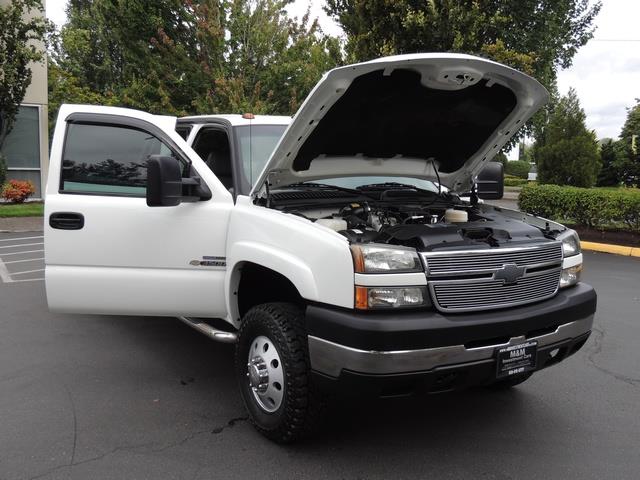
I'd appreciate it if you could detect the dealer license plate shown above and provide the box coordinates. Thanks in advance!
[496,340,538,379]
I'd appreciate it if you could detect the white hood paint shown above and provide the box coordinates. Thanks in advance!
[252,53,548,196]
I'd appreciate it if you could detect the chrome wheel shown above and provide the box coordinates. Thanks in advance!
[236,303,323,442]
[247,335,284,413]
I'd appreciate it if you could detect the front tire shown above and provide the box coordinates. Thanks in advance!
[235,303,321,443]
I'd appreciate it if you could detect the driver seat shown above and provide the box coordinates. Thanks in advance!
[206,151,233,190]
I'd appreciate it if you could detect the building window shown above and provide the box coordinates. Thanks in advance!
[1,106,42,197]
[2,106,40,168]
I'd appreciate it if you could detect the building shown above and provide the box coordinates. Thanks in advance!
[0,0,48,199]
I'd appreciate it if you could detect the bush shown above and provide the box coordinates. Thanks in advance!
[504,160,531,179]
[1,180,36,203]
[504,175,529,187]
[518,184,640,232]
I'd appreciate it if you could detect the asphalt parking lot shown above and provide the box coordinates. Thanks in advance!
[0,232,45,285]
[1,231,639,480]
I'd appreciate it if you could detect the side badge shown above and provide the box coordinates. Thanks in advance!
[189,256,226,267]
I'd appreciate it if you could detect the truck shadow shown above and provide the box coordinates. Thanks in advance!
[310,389,532,446]
[72,313,558,453]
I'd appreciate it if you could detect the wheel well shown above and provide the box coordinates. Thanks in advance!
[237,263,304,318]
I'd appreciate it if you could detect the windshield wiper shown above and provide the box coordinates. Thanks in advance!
[356,182,438,196]
[284,182,375,199]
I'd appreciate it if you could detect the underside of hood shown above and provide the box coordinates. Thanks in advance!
[252,53,549,196]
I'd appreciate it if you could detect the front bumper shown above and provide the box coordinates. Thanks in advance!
[309,315,593,377]
[305,283,596,391]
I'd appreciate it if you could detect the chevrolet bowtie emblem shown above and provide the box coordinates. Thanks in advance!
[493,263,526,285]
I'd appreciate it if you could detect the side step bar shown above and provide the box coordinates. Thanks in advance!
[178,316,238,343]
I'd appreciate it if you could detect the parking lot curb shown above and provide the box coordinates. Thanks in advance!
[581,241,640,257]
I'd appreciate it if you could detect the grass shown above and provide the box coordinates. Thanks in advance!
[0,202,44,218]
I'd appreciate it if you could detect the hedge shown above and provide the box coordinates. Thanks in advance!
[505,160,531,179]
[518,184,640,232]
[504,175,529,187]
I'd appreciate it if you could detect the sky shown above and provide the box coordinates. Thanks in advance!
[46,0,639,141]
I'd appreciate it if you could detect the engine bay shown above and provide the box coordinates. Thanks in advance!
[268,189,559,252]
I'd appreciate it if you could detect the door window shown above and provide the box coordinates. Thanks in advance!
[61,123,176,196]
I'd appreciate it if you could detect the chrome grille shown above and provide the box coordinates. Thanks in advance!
[432,268,561,312]
[423,242,563,312]
[424,242,562,276]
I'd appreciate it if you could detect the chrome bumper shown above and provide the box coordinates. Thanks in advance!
[308,314,593,377]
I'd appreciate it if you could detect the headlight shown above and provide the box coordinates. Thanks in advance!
[558,229,581,257]
[355,286,429,310]
[350,244,422,273]
[557,229,582,288]
[560,264,582,288]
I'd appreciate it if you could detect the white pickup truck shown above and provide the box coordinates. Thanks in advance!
[45,53,596,443]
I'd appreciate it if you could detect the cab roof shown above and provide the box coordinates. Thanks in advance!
[177,114,292,127]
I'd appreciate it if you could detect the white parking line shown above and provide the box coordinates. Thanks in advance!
[0,231,45,284]
[0,242,44,249]
[3,257,44,264]
[9,277,45,283]
[11,268,45,276]
[1,249,45,256]
[0,259,11,283]
[0,235,43,242]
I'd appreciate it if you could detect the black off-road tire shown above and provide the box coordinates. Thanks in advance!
[235,302,323,443]
[486,372,533,390]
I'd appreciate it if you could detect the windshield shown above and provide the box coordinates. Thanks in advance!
[305,176,440,192]
[235,125,288,186]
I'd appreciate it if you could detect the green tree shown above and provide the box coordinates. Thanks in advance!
[52,0,224,116]
[505,160,531,179]
[0,0,52,148]
[617,99,640,186]
[50,0,342,124]
[325,0,601,142]
[596,139,622,187]
[196,1,341,114]
[519,141,534,164]
[47,61,118,134]
[534,88,600,187]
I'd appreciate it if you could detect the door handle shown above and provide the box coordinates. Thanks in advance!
[49,212,84,230]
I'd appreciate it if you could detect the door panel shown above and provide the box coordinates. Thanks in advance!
[45,105,233,318]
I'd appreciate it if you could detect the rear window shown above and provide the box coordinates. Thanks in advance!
[61,123,175,196]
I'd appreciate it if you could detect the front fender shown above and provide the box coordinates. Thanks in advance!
[227,241,319,303]
[225,197,355,324]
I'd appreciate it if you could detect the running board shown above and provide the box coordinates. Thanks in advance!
[178,316,238,343]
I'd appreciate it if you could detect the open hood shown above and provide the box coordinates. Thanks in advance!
[251,53,548,196]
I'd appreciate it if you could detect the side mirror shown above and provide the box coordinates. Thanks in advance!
[476,162,504,200]
[146,155,183,207]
